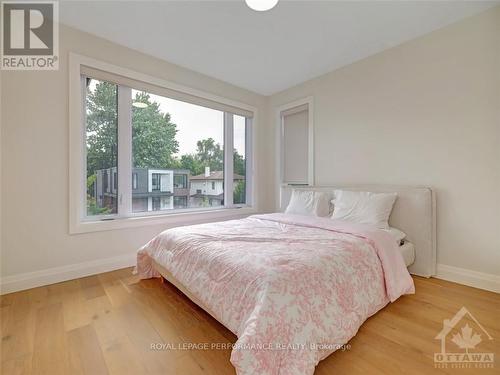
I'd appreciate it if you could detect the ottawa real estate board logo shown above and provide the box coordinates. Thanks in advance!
[1,1,59,70]
[434,306,494,369]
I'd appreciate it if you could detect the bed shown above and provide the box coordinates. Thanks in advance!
[135,185,436,375]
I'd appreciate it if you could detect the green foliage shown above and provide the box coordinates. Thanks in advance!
[132,91,179,168]
[233,180,246,204]
[86,175,110,215]
[195,138,224,171]
[85,80,118,176]
[233,151,246,204]
[177,138,227,176]
[233,151,246,177]
[177,138,246,180]
[86,194,111,216]
[86,82,180,174]
[178,154,204,176]
[86,174,97,191]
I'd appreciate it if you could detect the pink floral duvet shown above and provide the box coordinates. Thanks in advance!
[136,213,414,375]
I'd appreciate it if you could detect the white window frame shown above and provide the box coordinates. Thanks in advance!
[69,53,257,234]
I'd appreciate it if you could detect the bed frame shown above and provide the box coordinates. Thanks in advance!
[279,184,437,277]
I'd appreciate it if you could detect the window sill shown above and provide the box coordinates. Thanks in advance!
[70,207,258,234]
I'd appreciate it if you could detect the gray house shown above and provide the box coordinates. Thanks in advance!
[94,167,190,212]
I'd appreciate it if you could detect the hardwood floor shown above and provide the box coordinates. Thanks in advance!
[1,268,499,374]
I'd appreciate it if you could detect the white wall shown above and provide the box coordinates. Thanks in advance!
[270,7,500,278]
[0,24,271,291]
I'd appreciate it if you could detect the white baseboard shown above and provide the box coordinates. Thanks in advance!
[435,264,500,293]
[0,253,136,295]
[2,258,498,295]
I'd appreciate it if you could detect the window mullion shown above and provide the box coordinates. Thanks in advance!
[245,117,253,206]
[223,112,234,207]
[117,86,132,217]
[80,75,88,221]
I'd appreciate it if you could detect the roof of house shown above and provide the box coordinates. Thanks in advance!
[190,171,244,181]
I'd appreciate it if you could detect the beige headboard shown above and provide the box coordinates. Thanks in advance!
[280,185,436,277]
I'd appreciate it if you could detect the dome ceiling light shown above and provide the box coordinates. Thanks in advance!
[245,0,279,12]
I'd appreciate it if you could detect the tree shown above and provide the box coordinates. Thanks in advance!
[85,82,179,175]
[178,138,246,179]
[178,138,225,176]
[195,138,224,172]
[179,154,204,176]
[85,80,119,176]
[233,150,246,176]
[132,91,179,168]
[233,180,246,204]
[233,149,246,204]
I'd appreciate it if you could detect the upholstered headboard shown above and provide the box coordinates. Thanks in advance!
[280,185,436,277]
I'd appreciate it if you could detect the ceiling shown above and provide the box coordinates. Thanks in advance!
[59,1,498,95]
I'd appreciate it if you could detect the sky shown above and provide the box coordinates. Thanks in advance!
[133,89,246,157]
[87,79,246,157]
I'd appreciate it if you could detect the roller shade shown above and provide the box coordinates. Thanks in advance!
[281,106,309,184]
[81,65,254,118]
[281,103,308,117]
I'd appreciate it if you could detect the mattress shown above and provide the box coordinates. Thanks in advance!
[400,241,415,267]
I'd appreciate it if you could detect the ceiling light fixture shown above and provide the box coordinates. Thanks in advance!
[132,102,148,108]
[245,0,279,12]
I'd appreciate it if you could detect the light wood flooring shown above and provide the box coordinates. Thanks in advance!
[1,268,499,374]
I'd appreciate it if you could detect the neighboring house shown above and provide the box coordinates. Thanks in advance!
[94,167,190,213]
[190,170,244,207]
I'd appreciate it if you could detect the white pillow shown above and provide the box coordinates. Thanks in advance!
[331,190,397,229]
[285,190,331,217]
[383,227,407,246]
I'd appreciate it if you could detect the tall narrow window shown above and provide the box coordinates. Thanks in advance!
[85,78,118,216]
[151,173,161,192]
[132,173,138,190]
